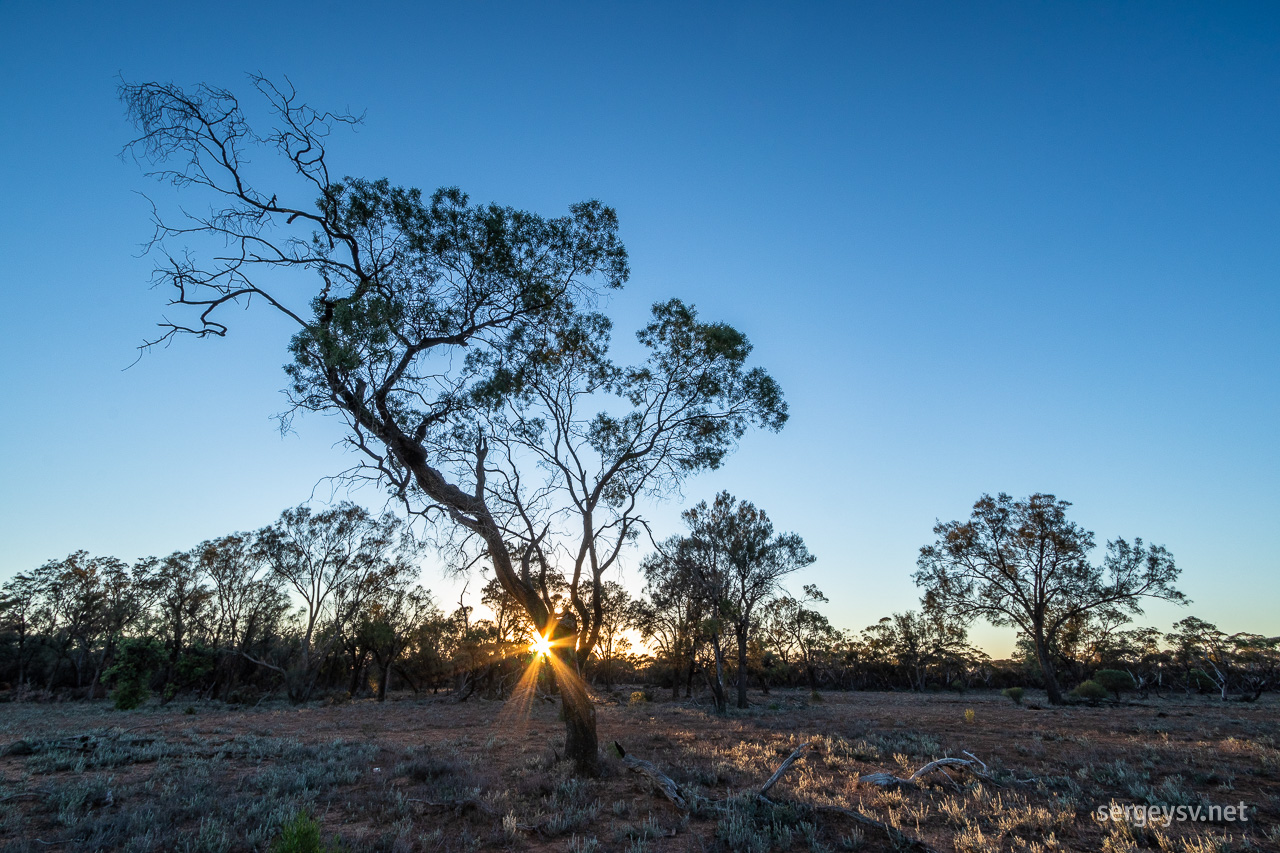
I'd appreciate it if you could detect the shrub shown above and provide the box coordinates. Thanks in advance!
[270,811,340,853]
[1071,680,1109,704]
[1094,669,1137,700]
[629,691,648,706]
[963,708,976,724]
[103,638,165,710]
[1002,687,1025,705]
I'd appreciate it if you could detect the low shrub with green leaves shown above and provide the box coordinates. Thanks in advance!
[1070,680,1109,704]
[270,810,342,853]
[1093,669,1137,700]
[1002,686,1025,705]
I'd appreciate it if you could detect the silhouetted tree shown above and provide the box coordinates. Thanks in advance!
[253,503,416,701]
[760,585,839,695]
[914,493,1185,704]
[635,539,707,700]
[121,77,783,772]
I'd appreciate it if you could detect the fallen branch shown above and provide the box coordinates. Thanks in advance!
[748,737,939,853]
[613,742,688,810]
[859,751,1000,789]
[759,742,811,796]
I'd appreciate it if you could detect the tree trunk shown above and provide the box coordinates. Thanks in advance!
[735,628,749,709]
[710,634,728,713]
[1033,631,1065,705]
[550,643,599,775]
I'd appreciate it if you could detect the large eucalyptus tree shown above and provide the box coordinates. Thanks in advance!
[121,77,785,772]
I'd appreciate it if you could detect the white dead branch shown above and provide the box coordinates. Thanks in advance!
[858,749,998,789]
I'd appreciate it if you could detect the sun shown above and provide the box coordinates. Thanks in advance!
[530,634,553,657]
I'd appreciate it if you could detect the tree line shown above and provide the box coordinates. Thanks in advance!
[3,494,1275,709]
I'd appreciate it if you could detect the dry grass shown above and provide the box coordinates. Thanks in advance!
[0,688,1276,851]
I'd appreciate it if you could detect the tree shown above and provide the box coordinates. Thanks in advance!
[670,492,814,710]
[147,550,212,693]
[585,580,632,689]
[357,584,441,700]
[760,584,839,695]
[914,493,1185,704]
[253,502,416,702]
[635,539,707,700]
[121,78,783,772]
[195,533,290,699]
[0,573,45,689]
[859,608,972,692]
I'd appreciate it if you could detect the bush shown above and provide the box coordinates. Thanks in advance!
[1002,687,1025,705]
[270,811,341,853]
[1093,669,1137,700]
[1071,680,1109,704]
[628,691,648,706]
[103,638,165,710]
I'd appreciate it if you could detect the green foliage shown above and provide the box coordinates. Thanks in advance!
[103,638,165,710]
[1002,686,1025,705]
[1070,679,1109,704]
[269,811,342,853]
[1093,668,1137,699]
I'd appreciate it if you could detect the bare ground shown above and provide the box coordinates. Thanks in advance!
[1,687,1277,852]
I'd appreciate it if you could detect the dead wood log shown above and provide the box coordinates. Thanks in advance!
[613,742,688,810]
[752,739,940,853]
[759,742,811,796]
[858,750,999,789]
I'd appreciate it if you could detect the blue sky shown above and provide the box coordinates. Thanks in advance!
[1,2,1276,654]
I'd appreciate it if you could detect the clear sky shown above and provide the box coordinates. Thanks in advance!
[1,2,1276,656]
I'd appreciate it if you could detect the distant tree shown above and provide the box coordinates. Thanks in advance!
[635,539,707,700]
[357,584,440,700]
[1165,616,1278,701]
[195,533,290,698]
[673,493,814,710]
[479,574,540,645]
[147,551,212,692]
[104,637,165,710]
[861,608,973,692]
[914,493,1185,705]
[0,573,45,688]
[760,585,839,695]
[585,580,632,689]
[253,503,416,701]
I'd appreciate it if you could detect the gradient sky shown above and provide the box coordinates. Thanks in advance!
[2,2,1276,655]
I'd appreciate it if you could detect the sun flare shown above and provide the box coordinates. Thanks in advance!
[530,634,553,657]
